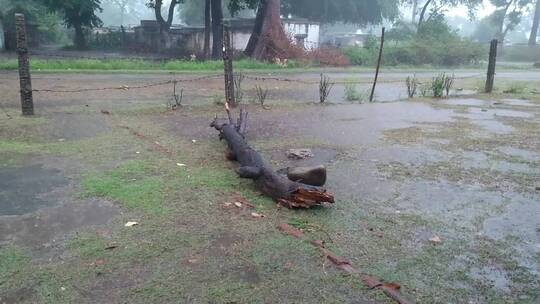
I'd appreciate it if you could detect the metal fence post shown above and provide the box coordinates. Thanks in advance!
[15,13,34,115]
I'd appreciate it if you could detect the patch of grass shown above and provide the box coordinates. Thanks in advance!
[0,58,301,72]
[0,246,31,283]
[502,83,527,94]
[82,160,166,214]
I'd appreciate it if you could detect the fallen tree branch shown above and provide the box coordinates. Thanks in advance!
[211,108,334,208]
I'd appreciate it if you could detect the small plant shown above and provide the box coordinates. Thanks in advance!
[431,73,446,98]
[503,83,526,94]
[443,73,455,97]
[406,75,419,98]
[234,73,245,104]
[319,74,333,103]
[254,85,269,108]
[212,93,224,105]
[420,83,431,97]
[167,81,183,110]
[344,83,368,103]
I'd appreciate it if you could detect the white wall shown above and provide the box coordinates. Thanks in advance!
[283,21,320,49]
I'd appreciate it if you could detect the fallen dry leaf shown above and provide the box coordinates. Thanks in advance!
[251,212,265,218]
[234,202,243,208]
[125,221,138,227]
[223,202,233,207]
[429,235,442,243]
[278,223,304,239]
[176,163,186,167]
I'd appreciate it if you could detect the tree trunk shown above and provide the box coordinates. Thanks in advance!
[245,0,290,60]
[417,0,433,28]
[244,1,266,57]
[74,23,86,50]
[412,0,418,23]
[211,0,223,59]
[204,0,211,58]
[529,0,540,46]
[210,113,334,209]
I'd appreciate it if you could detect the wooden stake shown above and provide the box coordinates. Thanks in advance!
[222,24,236,108]
[485,39,498,93]
[15,13,34,116]
[369,27,385,102]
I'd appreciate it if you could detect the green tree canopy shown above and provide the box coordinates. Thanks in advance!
[43,0,103,49]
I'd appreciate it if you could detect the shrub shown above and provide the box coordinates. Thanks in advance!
[344,83,367,102]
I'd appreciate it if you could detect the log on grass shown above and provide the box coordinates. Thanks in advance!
[211,113,334,208]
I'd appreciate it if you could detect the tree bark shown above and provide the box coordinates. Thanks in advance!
[245,0,290,60]
[529,0,540,46]
[412,0,418,23]
[74,23,86,50]
[204,0,211,58]
[210,112,334,209]
[417,0,433,28]
[211,0,223,59]
[244,1,266,57]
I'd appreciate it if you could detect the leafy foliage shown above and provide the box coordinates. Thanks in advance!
[344,17,485,66]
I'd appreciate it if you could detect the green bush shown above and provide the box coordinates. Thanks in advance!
[343,18,485,67]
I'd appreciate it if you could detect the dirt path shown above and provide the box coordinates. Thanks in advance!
[0,71,539,303]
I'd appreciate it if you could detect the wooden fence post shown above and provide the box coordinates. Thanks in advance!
[15,13,34,116]
[369,27,385,102]
[222,24,236,108]
[485,39,498,93]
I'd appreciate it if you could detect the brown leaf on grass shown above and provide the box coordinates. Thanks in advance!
[278,223,304,238]
[383,282,401,290]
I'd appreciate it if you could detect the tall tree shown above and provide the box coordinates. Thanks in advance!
[43,0,103,50]
[146,0,183,32]
[489,0,529,46]
[211,0,223,59]
[529,0,540,45]
[417,0,482,27]
[204,0,211,58]
[231,0,400,59]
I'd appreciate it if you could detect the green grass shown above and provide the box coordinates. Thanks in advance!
[82,161,166,214]
[0,58,301,72]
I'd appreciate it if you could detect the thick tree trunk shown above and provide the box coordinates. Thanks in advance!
[211,0,223,59]
[211,113,334,209]
[245,0,290,60]
[244,1,266,57]
[74,24,86,50]
[204,0,211,58]
[529,0,540,46]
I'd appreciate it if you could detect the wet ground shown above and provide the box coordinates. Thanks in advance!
[0,70,539,303]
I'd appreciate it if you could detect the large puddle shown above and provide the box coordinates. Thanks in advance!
[0,164,118,250]
[0,165,67,216]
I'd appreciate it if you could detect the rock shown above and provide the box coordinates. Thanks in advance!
[287,149,314,160]
[286,165,327,186]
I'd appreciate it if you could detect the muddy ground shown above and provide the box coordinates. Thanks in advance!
[0,70,539,303]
